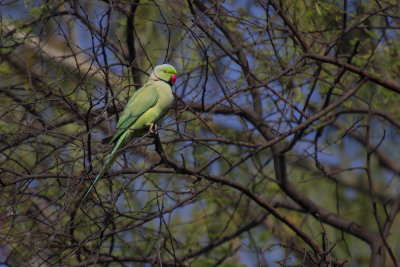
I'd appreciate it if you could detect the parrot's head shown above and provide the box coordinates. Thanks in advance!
[151,64,178,86]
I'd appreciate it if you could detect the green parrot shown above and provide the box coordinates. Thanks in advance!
[80,64,177,205]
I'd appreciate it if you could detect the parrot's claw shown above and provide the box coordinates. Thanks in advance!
[149,123,158,136]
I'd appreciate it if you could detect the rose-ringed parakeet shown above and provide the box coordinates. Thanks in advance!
[80,64,177,205]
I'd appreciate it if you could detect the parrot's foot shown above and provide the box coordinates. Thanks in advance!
[149,123,158,136]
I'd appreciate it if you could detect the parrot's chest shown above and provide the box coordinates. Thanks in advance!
[132,81,174,129]
[155,84,173,111]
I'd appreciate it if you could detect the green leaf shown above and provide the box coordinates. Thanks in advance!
[315,3,322,16]
[116,19,127,27]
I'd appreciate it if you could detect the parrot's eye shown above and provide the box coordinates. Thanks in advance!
[163,70,166,73]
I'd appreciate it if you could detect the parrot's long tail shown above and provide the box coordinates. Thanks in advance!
[78,131,129,209]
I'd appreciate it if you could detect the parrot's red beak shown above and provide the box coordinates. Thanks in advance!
[170,73,177,85]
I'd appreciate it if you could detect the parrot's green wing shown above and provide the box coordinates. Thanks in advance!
[109,83,159,144]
